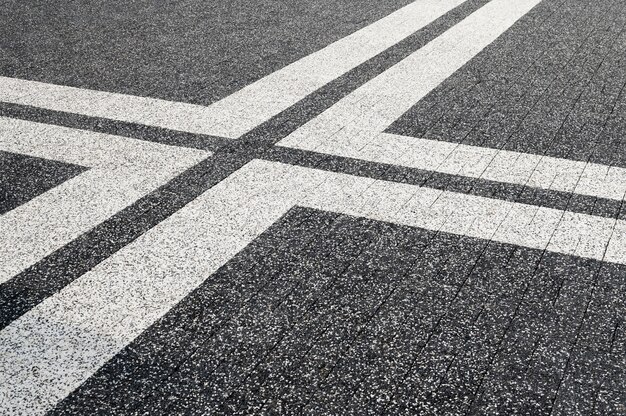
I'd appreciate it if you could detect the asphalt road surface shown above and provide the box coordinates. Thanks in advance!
[1,0,626,414]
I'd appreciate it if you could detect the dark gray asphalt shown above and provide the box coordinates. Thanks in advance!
[0,0,413,105]
[388,0,626,167]
[0,150,86,214]
[51,207,626,415]
[1,0,626,415]
[0,0,489,332]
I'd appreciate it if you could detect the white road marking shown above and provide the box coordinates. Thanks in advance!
[3,0,622,413]
[0,117,210,283]
[272,0,626,201]
[287,131,626,201]
[280,0,542,145]
[0,0,467,139]
[1,159,624,415]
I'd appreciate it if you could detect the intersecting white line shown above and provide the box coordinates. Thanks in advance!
[0,117,210,283]
[1,159,625,415]
[0,0,466,139]
[273,0,626,201]
[4,0,624,413]
[289,130,626,201]
[279,0,542,144]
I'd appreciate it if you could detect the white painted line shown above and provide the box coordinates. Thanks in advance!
[274,0,626,202]
[1,159,624,414]
[279,0,542,146]
[0,117,210,283]
[286,130,626,201]
[0,0,467,139]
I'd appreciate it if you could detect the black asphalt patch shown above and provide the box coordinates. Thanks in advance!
[387,0,626,167]
[0,150,86,214]
[51,207,626,415]
[0,0,414,105]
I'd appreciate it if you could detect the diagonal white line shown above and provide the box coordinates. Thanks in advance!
[0,0,467,139]
[1,159,626,414]
[273,0,626,204]
[285,131,626,201]
[279,0,626,202]
[7,1,620,414]
[279,0,543,148]
[0,117,210,283]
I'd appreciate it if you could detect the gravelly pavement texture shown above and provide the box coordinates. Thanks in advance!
[0,151,86,215]
[0,0,414,105]
[1,0,626,415]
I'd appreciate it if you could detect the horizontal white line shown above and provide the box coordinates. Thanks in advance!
[283,129,626,202]
[0,0,466,139]
[0,117,204,169]
[277,0,610,202]
[1,159,624,414]
[0,117,209,283]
